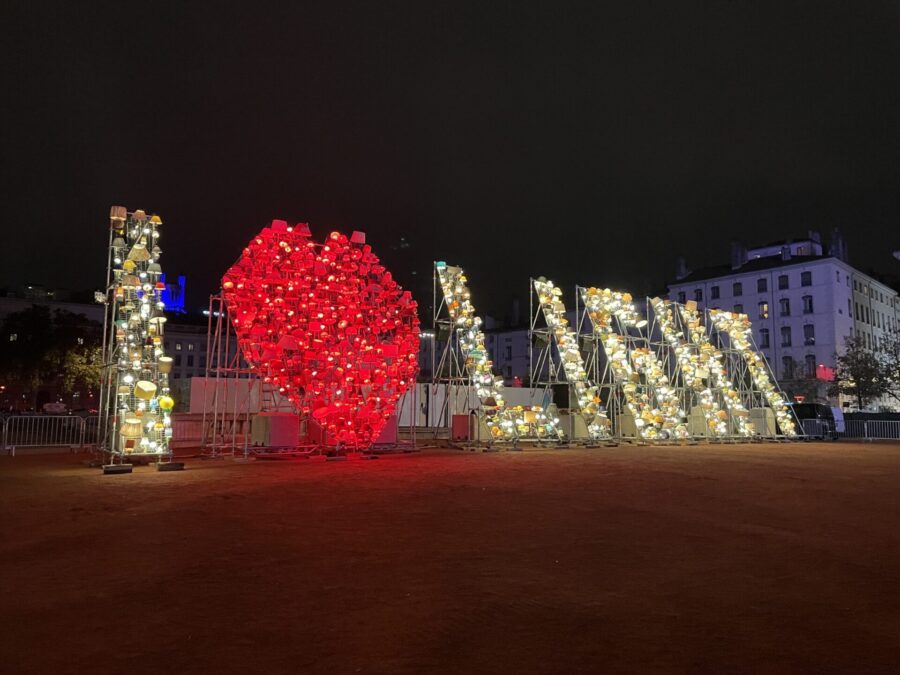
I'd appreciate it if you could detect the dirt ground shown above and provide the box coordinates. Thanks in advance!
[1,443,899,674]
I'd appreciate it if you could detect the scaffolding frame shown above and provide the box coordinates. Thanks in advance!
[97,207,174,464]
[199,292,272,459]
[202,288,420,458]
[576,287,691,444]
[670,300,757,440]
[430,265,478,442]
[529,278,613,444]
[647,298,735,441]
[706,309,803,439]
[433,262,564,447]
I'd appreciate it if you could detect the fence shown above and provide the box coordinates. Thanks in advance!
[5,415,900,455]
[841,419,900,440]
[2,416,88,456]
[2,414,214,456]
[801,418,900,441]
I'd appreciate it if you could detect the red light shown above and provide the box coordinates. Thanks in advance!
[222,222,419,447]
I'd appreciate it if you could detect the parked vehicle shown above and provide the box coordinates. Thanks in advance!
[789,403,837,439]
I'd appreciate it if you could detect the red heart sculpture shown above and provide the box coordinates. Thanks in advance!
[222,221,420,447]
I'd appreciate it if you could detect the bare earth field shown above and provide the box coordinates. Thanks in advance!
[1,442,899,674]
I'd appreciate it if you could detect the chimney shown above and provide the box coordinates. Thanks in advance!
[730,241,746,270]
[781,245,792,261]
[675,256,689,280]
[829,228,848,262]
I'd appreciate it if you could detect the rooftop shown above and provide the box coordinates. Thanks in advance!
[673,254,833,284]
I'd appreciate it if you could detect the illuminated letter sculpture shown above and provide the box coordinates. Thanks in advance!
[580,287,689,440]
[709,310,797,437]
[650,297,730,437]
[533,278,611,440]
[436,262,562,442]
[222,222,420,448]
[677,301,754,436]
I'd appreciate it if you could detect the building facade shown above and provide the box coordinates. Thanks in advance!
[667,231,899,409]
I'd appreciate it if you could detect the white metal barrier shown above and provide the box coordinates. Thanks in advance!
[2,416,87,456]
[800,418,900,441]
[841,420,900,440]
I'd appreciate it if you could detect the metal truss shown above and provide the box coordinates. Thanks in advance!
[530,277,612,442]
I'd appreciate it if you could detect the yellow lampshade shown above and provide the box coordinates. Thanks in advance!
[134,381,157,400]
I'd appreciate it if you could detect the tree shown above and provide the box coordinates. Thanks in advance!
[828,336,889,410]
[59,346,103,395]
[881,331,900,405]
[0,305,103,408]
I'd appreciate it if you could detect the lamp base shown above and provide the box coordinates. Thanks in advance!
[102,464,133,475]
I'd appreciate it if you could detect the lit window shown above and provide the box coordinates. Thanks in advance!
[175,343,183,351]
[9,333,17,342]
[758,302,769,319]
[188,343,195,351]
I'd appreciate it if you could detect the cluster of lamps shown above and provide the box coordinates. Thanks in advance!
[533,278,611,440]
[650,297,729,437]
[436,262,562,441]
[581,288,688,440]
[709,310,798,437]
[222,222,419,447]
[108,206,173,456]
[679,302,755,436]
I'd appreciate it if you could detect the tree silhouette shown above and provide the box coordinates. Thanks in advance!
[828,336,889,410]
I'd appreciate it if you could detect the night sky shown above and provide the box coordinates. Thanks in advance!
[2,2,899,318]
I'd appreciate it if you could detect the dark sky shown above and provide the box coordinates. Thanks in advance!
[2,1,899,318]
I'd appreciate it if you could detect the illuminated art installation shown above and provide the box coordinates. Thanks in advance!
[709,310,798,437]
[533,278,611,440]
[99,206,174,459]
[222,221,419,448]
[580,288,689,440]
[435,262,562,442]
[678,301,754,437]
[650,297,729,437]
